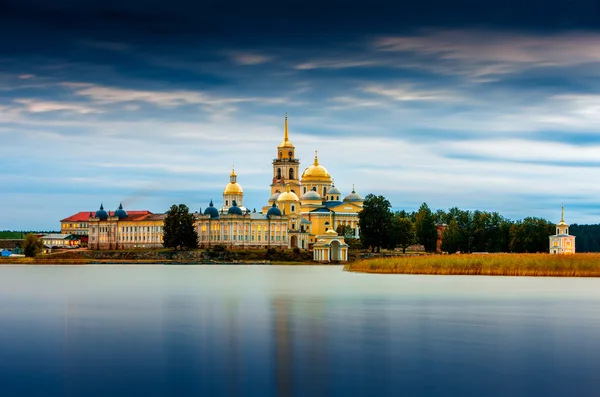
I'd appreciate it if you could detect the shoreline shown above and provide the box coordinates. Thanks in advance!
[345,253,600,277]
[0,258,319,266]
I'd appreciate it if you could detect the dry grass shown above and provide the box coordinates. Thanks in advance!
[345,253,600,277]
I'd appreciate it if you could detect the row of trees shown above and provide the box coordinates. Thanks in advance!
[358,194,438,253]
[570,224,600,252]
[438,210,555,253]
[358,194,585,254]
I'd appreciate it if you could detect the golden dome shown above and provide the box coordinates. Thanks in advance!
[224,166,243,195]
[277,184,299,202]
[301,151,331,181]
[224,182,243,195]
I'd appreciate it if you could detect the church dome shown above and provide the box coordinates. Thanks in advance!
[277,185,299,202]
[344,186,363,203]
[224,182,243,195]
[301,152,331,182]
[301,190,321,201]
[228,200,243,215]
[224,167,243,195]
[114,203,128,219]
[267,203,282,217]
[95,203,109,220]
[268,191,281,202]
[327,185,341,195]
[204,200,220,218]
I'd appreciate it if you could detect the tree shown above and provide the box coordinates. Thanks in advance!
[509,217,554,253]
[163,204,198,250]
[358,194,393,252]
[441,218,460,253]
[414,203,438,252]
[393,215,415,253]
[336,225,354,239]
[23,233,43,257]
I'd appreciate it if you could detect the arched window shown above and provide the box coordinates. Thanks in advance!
[289,168,294,179]
[291,205,295,212]
[277,168,281,179]
[226,200,228,206]
[337,196,339,200]
[279,151,282,158]
[323,187,327,197]
[304,187,307,194]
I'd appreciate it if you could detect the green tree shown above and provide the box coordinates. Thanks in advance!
[358,194,393,252]
[163,204,198,250]
[509,217,554,253]
[393,215,415,253]
[23,233,43,257]
[414,203,438,252]
[441,218,460,253]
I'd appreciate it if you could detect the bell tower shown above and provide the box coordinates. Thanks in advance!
[271,114,300,196]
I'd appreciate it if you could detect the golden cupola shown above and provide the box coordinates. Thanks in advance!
[224,167,244,195]
[277,184,300,202]
[301,151,331,182]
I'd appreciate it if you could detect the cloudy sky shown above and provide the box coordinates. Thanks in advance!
[2,0,600,230]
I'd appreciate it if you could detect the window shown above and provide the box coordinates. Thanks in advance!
[226,200,228,206]
[289,168,294,179]
[291,205,295,212]
[277,168,281,179]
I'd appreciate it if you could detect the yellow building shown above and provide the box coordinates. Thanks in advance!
[313,213,350,262]
[83,115,363,256]
[549,205,576,254]
[88,204,166,250]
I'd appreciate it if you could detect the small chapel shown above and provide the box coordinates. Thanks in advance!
[549,205,576,254]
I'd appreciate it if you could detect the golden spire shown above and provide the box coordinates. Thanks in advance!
[561,203,564,223]
[314,150,319,166]
[278,113,294,148]
[230,165,236,177]
[352,183,355,193]
[284,113,289,143]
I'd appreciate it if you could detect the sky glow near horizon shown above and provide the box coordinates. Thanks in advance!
[1,0,600,229]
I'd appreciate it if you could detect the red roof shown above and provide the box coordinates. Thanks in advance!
[61,210,152,222]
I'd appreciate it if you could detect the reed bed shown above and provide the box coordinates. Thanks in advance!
[344,253,600,277]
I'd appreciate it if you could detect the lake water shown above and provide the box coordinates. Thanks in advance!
[1,265,599,397]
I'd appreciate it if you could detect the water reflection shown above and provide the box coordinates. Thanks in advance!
[0,266,600,397]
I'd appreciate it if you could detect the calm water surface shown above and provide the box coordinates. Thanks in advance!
[1,265,599,397]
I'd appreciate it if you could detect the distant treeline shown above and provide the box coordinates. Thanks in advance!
[570,224,600,252]
[0,231,59,239]
[380,201,600,253]
[432,209,600,253]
